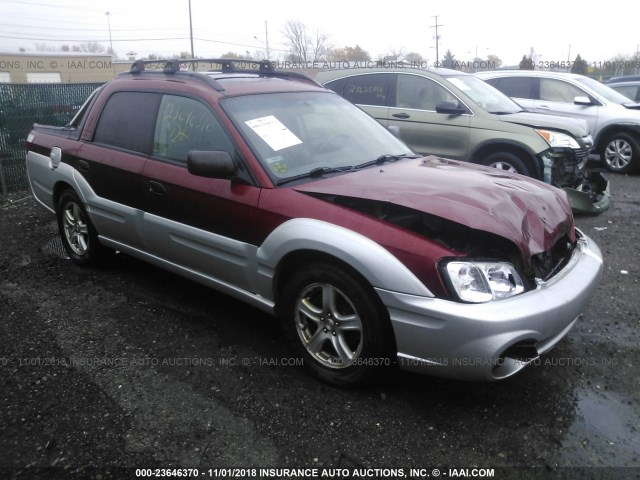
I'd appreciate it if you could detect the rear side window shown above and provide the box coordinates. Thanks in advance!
[153,95,234,163]
[493,77,536,99]
[93,92,160,153]
[342,74,391,106]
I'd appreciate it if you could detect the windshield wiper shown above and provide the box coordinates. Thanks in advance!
[355,153,419,169]
[276,165,355,186]
[276,154,419,186]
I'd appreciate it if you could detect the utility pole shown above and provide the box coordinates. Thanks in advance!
[105,12,113,56]
[188,0,195,62]
[265,20,270,60]
[254,22,270,60]
[431,15,443,67]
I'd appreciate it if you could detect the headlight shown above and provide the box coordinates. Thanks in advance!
[444,261,525,303]
[535,129,580,149]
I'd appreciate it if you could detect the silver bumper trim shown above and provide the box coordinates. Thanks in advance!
[377,229,603,381]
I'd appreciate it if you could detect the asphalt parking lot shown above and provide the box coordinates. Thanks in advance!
[0,172,638,480]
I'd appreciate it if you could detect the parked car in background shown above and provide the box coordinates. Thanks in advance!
[476,70,640,173]
[316,67,609,214]
[25,59,604,386]
[607,80,640,103]
[607,75,640,84]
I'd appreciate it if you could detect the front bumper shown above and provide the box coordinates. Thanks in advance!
[376,229,603,381]
[563,171,611,215]
[540,147,611,215]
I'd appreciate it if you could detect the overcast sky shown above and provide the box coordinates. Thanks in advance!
[1,0,638,66]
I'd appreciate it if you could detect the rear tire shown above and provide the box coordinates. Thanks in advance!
[601,132,639,173]
[481,151,532,177]
[56,189,107,266]
[279,263,393,387]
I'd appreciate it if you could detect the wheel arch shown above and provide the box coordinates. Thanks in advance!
[52,180,78,208]
[273,249,379,314]
[469,141,542,179]
[594,124,640,152]
[255,218,434,305]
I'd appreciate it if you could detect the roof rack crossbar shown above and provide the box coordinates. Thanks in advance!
[123,58,320,88]
[127,58,274,75]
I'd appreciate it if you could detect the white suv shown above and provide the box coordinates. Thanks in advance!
[476,70,640,173]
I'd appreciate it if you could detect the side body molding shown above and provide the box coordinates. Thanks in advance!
[255,218,434,301]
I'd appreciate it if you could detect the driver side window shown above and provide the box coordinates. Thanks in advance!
[396,74,458,110]
[153,95,234,163]
[540,79,585,103]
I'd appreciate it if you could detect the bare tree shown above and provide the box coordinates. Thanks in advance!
[79,42,106,53]
[282,19,331,62]
[404,52,423,63]
[378,48,405,63]
[487,54,502,69]
[220,51,252,60]
[35,43,56,51]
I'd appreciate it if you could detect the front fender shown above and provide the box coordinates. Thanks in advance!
[255,218,433,301]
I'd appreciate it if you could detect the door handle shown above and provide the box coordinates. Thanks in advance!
[537,105,550,110]
[78,159,89,174]
[148,180,166,196]
[392,112,410,119]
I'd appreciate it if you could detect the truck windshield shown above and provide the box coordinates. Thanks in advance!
[221,91,413,184]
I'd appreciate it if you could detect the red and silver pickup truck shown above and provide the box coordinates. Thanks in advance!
[25,59,603,386]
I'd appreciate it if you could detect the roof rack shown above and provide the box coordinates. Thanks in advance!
[129,58,274,75]
[125,58,321,87]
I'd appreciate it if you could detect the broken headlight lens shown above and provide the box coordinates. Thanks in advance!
[445,261,525,303]
[535,129,580,149]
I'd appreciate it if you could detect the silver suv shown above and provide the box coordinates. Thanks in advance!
[476,70,640,173]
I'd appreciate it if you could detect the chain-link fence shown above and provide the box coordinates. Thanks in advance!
[0,83,104,196]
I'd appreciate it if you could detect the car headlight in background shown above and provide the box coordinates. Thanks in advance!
[444,261,525,303]
[535,129,580,149]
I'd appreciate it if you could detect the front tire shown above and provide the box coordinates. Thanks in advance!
[56,189,105,266]
[280,263,393,386]
[481,151,532,177]
[602,132,639,173]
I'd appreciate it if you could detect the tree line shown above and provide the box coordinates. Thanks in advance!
[26,19,640,79]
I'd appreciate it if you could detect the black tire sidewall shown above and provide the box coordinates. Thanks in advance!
[279,263,393,387]
[56,190,100,266]
[482,151,532,177]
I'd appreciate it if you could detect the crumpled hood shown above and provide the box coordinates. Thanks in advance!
[295,156,575,261]
[499,111,590,138]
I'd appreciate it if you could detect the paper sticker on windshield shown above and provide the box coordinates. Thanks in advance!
[245,115,302,151]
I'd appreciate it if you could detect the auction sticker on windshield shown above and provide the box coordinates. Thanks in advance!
[245,115,302,151]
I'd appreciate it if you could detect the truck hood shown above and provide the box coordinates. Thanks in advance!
[499,111,590,137]
[295,156,575,260]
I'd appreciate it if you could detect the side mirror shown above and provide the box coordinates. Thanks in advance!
[573,96,593,106]
[187,150,237,178]
[435,101,467,115]
[387,125,401,137]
